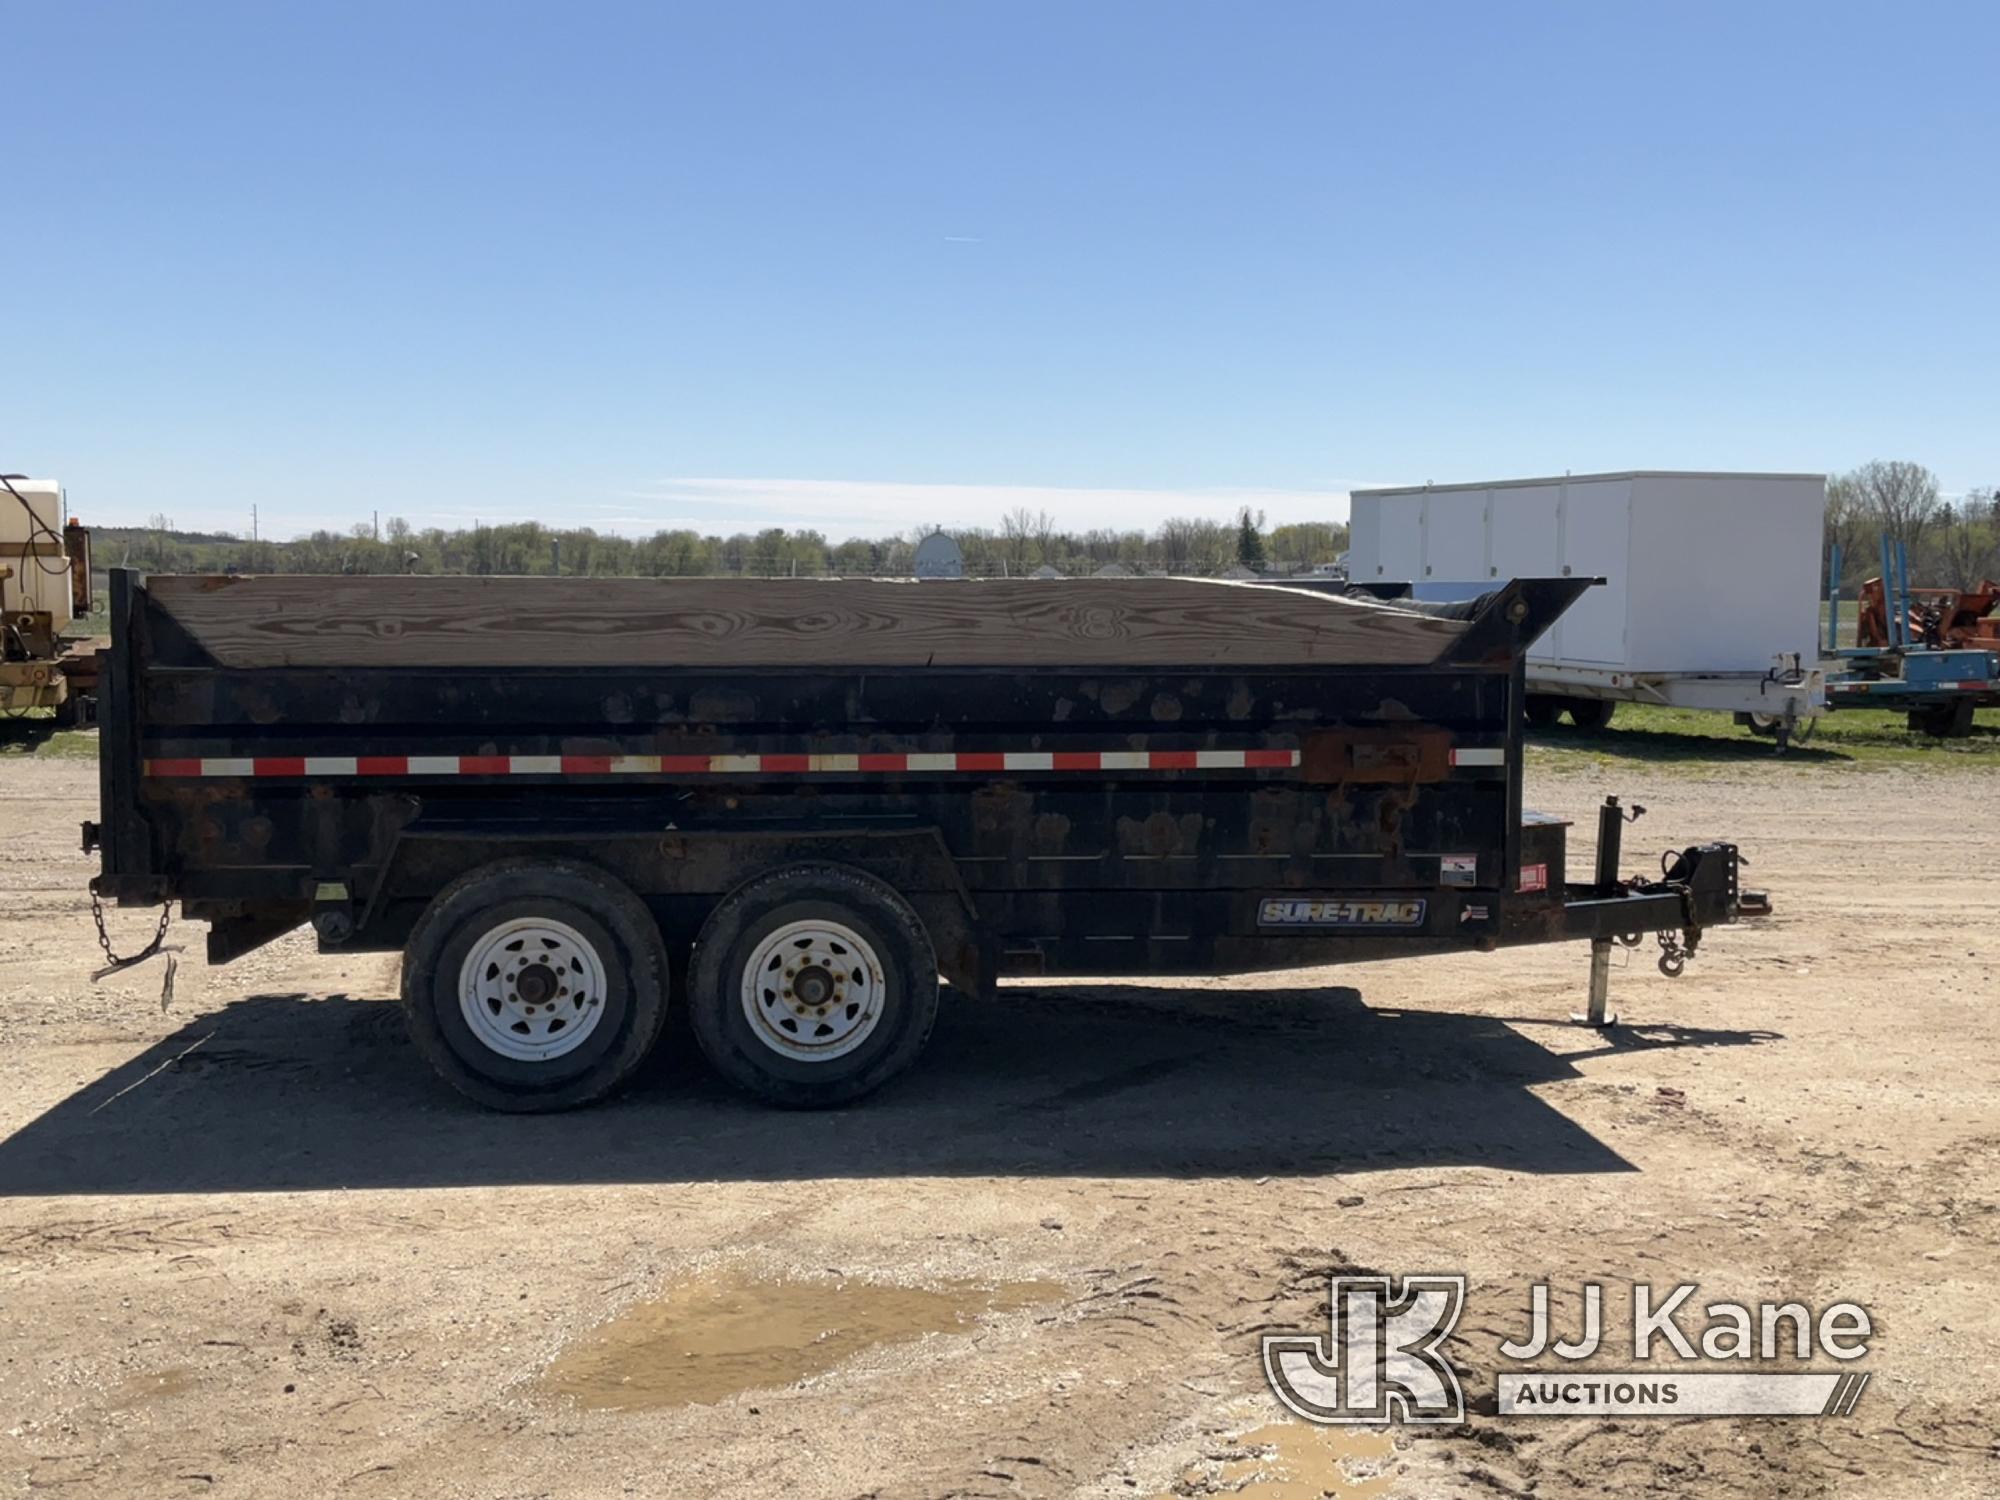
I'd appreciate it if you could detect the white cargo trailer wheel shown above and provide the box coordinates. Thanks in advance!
[690,863,938,1108]
[402,859,669,1112]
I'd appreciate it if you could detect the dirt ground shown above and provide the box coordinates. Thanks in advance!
[1,757,1996,1499]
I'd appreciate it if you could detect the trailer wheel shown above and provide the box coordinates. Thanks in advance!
[688,864,938,1108]
[1910,700,1975,739]
[1737,711,1783,738]
[402,859,669,1112]
[1524,694,1563,727]
[1565,698,1615,730]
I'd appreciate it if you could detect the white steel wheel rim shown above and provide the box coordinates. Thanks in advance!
[457,917,610,1063]
[739,918,886,1063]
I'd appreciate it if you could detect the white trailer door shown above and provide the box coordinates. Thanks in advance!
[1369,500,1423,583]
[1486,483,1564,659]
[1420,489,1489,594]
[1557,482,1631,666]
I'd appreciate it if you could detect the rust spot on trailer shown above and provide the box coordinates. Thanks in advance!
[1150,693,1183,722]
[1298,728,1450,784]
[690,690,757,722]
[1098,680,1141,715]
[1116,810,1201,859]
[1031,812,1072,852]
[1225,680,1255,720]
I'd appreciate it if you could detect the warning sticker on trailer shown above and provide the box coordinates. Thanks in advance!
[1441,854,1478,886]
[1517,862,1549,893]
[1258,898,1428,929]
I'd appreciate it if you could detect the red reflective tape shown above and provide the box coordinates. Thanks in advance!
[1051,751,1102,771]
[355,755,408,776]
[561,755,614,775]
[459,755,509,775]
[148,758,201,777]
[1148,749,1198,769]
[955,752,1005,772]
[1242,749,1295,768]
[657,755,711,773]
[253,757,306,777]
[857,753,908,772]
[761,754,811,773]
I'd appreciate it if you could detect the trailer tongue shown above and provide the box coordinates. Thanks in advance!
[85,570,1762,1111]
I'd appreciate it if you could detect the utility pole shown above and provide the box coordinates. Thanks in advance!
[251,504,258,542]
[373,510,380,542]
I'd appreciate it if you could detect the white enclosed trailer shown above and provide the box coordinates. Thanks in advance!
[1347,471,1825,734]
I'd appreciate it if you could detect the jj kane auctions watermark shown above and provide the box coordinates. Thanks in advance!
[1264,1275,1873,1423]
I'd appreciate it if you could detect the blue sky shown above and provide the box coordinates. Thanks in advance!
[6,2,1996,539]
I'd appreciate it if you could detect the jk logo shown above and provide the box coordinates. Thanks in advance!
[1262,1274,1467,1424]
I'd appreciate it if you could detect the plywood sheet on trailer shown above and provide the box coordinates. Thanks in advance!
[143,574,1470,670]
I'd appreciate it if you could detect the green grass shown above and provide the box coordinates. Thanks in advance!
[1526,701,2000,774]
[0,709,100,760]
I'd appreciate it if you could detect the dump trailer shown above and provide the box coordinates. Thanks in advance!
[85,570,1761,1112]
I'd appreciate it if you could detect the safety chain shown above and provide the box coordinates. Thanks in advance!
[90,888,173,971]
[1656,927,1690,978]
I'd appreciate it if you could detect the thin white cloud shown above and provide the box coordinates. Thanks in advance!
[608,476,1369,540]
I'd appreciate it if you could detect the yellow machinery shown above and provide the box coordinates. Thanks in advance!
[1,476,95,722]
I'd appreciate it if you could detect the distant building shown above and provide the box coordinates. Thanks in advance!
[912,532,965,579]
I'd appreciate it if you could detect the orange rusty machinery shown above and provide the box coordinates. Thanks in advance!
[1855,575,2000,653]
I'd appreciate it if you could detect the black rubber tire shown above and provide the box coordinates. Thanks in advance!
[401,858,670,1112]
[1565,698,1615,730]
[1524,694,1563,727]
[1739,711,1783,738]
[688,863,939,1109]
[1911,700,1975,739]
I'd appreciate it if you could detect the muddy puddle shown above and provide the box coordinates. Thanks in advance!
[106,1366,200,1409]
[1160,1420,1397,1499]
[544,1270,1062,1410]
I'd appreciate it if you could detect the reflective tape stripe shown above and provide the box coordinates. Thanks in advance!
[1449,747,1507,766]
[142,747,1305,778]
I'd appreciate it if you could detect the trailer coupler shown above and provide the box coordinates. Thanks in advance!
[1565,798,1760,1027]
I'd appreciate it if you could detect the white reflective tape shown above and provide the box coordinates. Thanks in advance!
[904,753,958,772]
[1099,751,1150,769]
[202,758,255,776]
[405,756,462,775]
[708,755,761,772]
[302,757,358,776]
[1195,749,1246,768]
[508,755,562,774]
[1002,751,1054,771]
[808,753,859,772]
[1452,747,1506,766]
[610,755,659,773]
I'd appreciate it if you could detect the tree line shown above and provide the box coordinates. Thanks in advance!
[83,460,2000,592]
[1824,461,2000,591]
[92,507,1349,580]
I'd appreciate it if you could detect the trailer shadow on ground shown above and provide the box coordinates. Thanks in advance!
[0,982,1782,1198]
